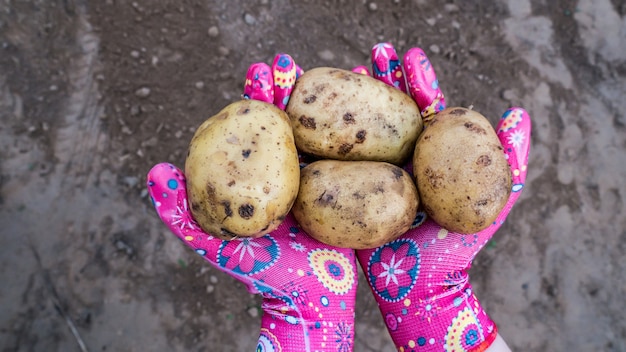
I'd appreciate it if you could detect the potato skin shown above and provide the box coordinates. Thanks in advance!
[286,67,422,165]
[413,107,511,234]
[185,100,300,239]
[293,160,419,249]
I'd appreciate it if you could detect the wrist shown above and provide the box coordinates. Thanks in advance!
[484,333,511,352]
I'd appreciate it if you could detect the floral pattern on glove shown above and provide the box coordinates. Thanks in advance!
[367,238,421,302]
[217,236,280,276]
[444,307,486,352]
[309,249,356,295]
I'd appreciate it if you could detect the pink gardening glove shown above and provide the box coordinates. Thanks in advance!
[148,54,357,352]
[354,43,531,351]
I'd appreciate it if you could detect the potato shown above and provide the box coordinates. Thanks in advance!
[413,107,511,234]
[286,67,422,165]
[185,99,300,239]
[292,160,419,249]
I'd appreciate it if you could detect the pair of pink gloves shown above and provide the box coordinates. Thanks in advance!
[147,43,531,352]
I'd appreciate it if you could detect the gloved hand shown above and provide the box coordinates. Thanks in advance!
[147,54,357,352]
[354,43,531,351]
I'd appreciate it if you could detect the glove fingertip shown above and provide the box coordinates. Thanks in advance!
[296,65,304,78]
[272,53,298,110]
[371,42,407,92]
[147,163,221,261]
[403,47,445,118]
[497,107,532,191]
[146,162,186,214]
[243,62,274,104]
[352,65,370,76]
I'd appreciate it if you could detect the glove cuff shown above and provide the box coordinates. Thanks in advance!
[377,281,498,351]
[257,296,355,352]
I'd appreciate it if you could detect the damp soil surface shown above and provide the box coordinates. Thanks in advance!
[1,1,625,351]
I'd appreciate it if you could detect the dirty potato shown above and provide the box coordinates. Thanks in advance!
[286,67,422,165]
[185,99,300,239]
[413,107,511,234]
[292,160,419,249]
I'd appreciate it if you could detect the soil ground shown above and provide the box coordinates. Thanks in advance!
[1,0,625,351]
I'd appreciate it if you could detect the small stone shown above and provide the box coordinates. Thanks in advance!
[49,85,58,91]
[317,49,335,61]
[429,44,440,54]
[121,126,132,135]
[135,87,151,98]
[244,13,256,25]
[210,275,218,284]
[247,306,259,318]
[195,81,205,89]
[124,176,139,187]
[141,136,158,148]
[444,4,459,12]
[206,285,215,293]
[218,46,230,56]
[451,20,461,30]
[501,89,518,101]
[130,105,141,116]
[114,237,135,256]
[425,17,436,26]
[174,130,183,138]
[207,26,219,37]
[368,2,378,11]
[130,50,140,58]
